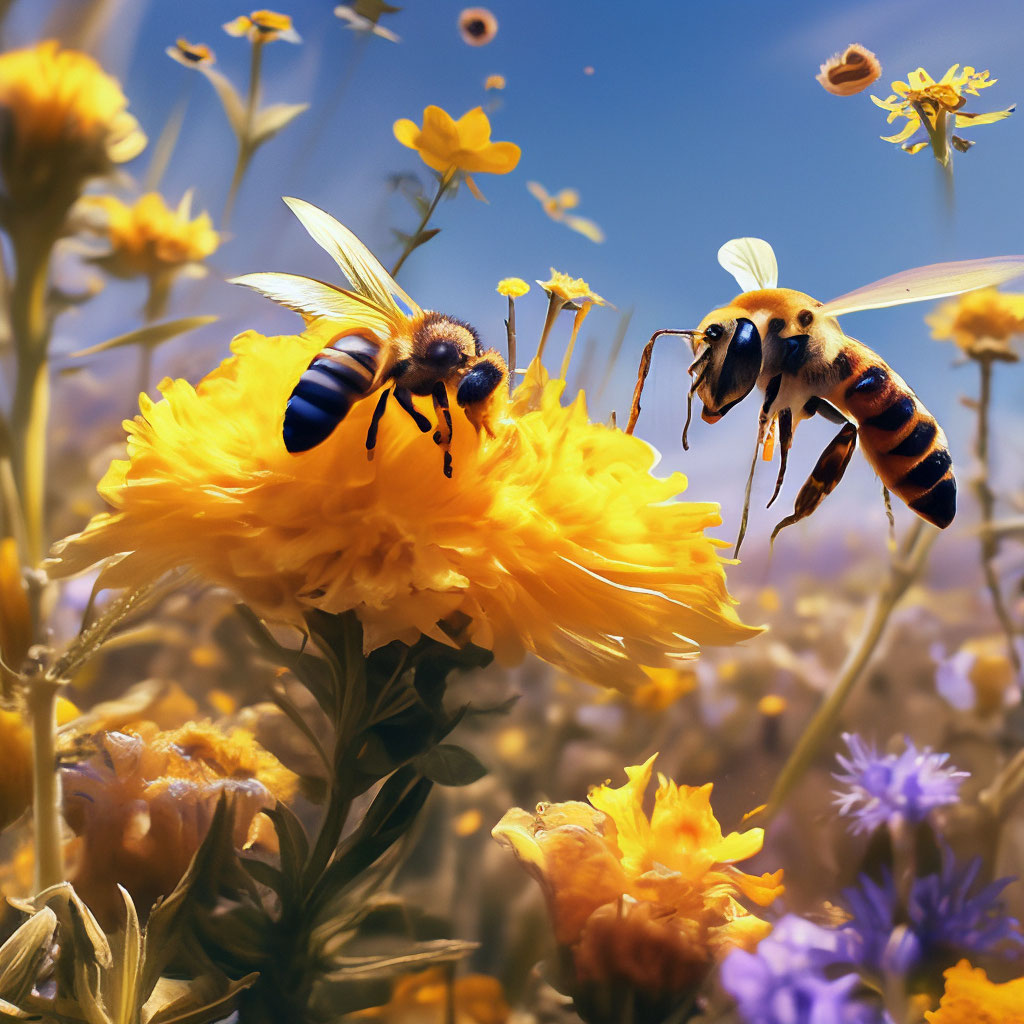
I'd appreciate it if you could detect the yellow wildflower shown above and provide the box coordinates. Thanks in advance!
[527,182,605,243]
[927,288,1024,360]
[63,720,297,923]
[537,268,607,307]
[0,699,77,832]
[393,105,520,193]
[83,191,220,281]
[493,756,782,995]
[166,38,216,67]
[48,331,759,692]
[630,666,698,712]
[224,9,301,44]
[871,65,1014,160]
[925,960,1024,1023]
[816,44,881,97]
[355,968,509,1023]
[458,8,498,46]
[496,276,529,298]
[0,538,31,693]
[484,74,505,91]
[758,694,787,716]
[0,41,145,212]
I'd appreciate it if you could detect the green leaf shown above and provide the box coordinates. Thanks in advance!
[0,908,57,1006]
[144,972,259,1024]
[412,228,441,247]
[198,67,247,139]
[70,316,218,359]
[238,856,286,895]
[104,888,142,1024]
[415,744,487,786]
[251,103,309,147]
[261,802,309,889]
[327,938,478,978]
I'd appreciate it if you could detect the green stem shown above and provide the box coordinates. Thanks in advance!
[759,521,936,820]
[390,176,449,278]
[973,355,1020,676]
[222,41,264,228]
[505,296,516,391]
[535,294,566,364]
[28,672,63,891]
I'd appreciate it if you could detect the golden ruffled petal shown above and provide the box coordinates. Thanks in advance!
[955,106,1015,127]
[881,118,921,144]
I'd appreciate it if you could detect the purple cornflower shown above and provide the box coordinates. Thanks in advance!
[720,915,887,1024]
[841,850,1024,975]
[832,733,968,834]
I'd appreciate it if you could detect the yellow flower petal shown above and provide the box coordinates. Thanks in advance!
[393,103,520,179]
[497,277,529,298]
[954,106,1015,127]
[881,118,921,144]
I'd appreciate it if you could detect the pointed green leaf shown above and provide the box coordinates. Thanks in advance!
[415,744,487,786]
[328,938,478,978]
[71,316,218,359]
[144,972,258,1024]
[251,102,309,146]
[197,67,246,139]
[0,908,57,1006]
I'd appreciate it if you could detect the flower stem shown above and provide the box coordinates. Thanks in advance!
[505,296,516,390]
[759,521,936,820]
[536,295,566,363]
[559,305,592,381]
[390,175,449,278]
[27,671,63,891]
[973,355,1020,677]
[223,40,264,228]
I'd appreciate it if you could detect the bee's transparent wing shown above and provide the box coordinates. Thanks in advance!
[718,238,779,292]
[820,256,1024,317]
[282,197,422,318]
[230,272,397,337]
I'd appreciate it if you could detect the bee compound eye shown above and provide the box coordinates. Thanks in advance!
[704,324,724,342]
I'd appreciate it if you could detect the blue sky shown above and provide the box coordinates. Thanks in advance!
[13,0,1024,550]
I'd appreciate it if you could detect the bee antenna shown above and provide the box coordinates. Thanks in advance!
[625,329,699,436]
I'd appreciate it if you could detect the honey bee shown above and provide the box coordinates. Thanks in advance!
[627,238,1024,551]
[232,197,507,477]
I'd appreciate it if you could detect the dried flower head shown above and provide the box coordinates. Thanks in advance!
[832,733,968,834]
[0,41,145,218]
[49,337,759,691]
[82,191,220,281]
[927,288,1024,361]
[926,960,1024,1024]
[223,9,301,44]
[492,756,782,994]
[872,65,1014,160]
[536,269,607,307]
[458,8,497,46]
[166,38,216,67]
[817,44,882,97]
[63,721,297,921]
[393,105,520,192]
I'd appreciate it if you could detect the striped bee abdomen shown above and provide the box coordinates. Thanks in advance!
[828,343,956,529]
[283,334,382,453]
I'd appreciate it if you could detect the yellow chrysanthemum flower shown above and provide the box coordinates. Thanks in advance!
[496,277,529,298]
[925,960,1024,1023]
[927,288,1024,360]
[63,720,297,923]
[0,41,145,210]
[83,191,220,280]
[871,65,1014,159]
[493,756,782,995]
[393,105,520,190]
[48,328,759,691]
[537,268,607,307]
[354,968,509,1023]
[224,9,301,44]
[166,38,216,67]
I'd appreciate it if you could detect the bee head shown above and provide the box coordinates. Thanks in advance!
[692,306,763,422]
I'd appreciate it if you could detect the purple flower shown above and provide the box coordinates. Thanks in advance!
[841,851,1024,974]
[720,915,887,1024]
[832,733,968,834]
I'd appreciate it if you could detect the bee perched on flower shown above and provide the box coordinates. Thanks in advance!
[871,64,1014,165]
[492,756,783,1020]
[47,199,758,690]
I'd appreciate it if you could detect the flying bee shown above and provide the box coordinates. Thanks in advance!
[231,197,508,477]
[627,238,1024,552]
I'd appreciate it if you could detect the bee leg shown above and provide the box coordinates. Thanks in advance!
[882,485,896,547]
[431,381,454,479]
[365,387,392,460]
[770,421,858,547]
[734,376,782,558]
[766,408,794,509]
[393,386,432,432]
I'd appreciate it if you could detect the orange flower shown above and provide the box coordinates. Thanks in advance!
[816,44,882,96]
[355,968,509,1023]
[926,960,1024,1023]
[223,9,301,44]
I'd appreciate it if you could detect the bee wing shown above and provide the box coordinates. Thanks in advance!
[718,238,779,291]
[230,272,397,337]
[281,197,422,319]
[819,256,1024,317]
